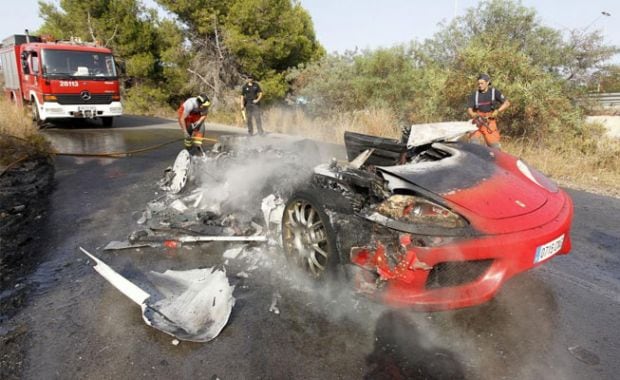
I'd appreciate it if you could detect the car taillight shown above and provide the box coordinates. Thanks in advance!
[375,195,467,228]
[516,160,558,192]
[43,94,57,102]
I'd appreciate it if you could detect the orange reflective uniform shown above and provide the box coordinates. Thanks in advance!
[177,97,207,149]
[470,111,500,146]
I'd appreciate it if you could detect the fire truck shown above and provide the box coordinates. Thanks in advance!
[0,32,122,127]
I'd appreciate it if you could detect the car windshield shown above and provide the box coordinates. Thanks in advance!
[42,49,117,78]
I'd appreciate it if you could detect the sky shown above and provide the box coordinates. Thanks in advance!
[1,0,618,62]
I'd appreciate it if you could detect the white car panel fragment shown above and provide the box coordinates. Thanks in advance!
[406,121,477,148]
[161,149,192,193]
[80,247,235,342]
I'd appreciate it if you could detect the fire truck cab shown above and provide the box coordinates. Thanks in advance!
[0,33,122,127]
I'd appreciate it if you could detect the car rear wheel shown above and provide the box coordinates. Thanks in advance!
[282,191,340,280]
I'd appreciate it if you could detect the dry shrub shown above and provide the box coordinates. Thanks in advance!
[504,125,620,196]
[0,97,38,139]
[206,91,246,126]
[262,106,399,144]
[0,98,50,164]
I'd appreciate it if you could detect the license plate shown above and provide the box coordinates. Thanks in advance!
[534,234,564,263]
[76,106,96,118]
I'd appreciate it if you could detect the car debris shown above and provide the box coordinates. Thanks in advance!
[159,149,192,194]
[269,292,281,315]
[103,134,321,253]
[88,123,572,346]
[80,247,234,342]
[83,135,323,341]
[236,271,249,278]
[222,246,244,259]
[568,345,600,365]
[103,240,161,250]
[143,126,572,311]
[274,123,573,310]
[103,235,267,251]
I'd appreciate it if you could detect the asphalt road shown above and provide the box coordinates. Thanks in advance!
[3,115,620,379]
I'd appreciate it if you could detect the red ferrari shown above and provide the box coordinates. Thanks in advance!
[281,123,573,310]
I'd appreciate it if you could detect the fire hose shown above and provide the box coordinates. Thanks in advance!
[0,136,218,177]
[53,137,216,158]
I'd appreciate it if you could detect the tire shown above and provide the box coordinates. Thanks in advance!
[101,117,114,127]
[31,99,43,128]
[281,189,349,280]
[164,149,192,194]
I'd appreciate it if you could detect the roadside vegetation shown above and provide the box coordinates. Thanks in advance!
[28,0,620,195]
[0,97,37,139]
[0,96,50,166]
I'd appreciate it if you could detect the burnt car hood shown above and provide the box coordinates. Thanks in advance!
[377,143,548,220]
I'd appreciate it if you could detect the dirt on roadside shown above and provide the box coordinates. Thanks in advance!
[0,135,55,380]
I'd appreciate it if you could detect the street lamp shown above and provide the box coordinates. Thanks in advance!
[584,11,611,31]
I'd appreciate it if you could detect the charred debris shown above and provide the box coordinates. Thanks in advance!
[82,124,480,342]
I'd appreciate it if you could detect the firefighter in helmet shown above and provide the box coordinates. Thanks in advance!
[177,93,211,154]
[467,74,510,149]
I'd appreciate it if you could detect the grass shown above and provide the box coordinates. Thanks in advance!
[260,106,401,144]
[503,129,620,197]
[0,97,39,138]
[0,97,50,165]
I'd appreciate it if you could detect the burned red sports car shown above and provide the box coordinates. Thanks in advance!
[280,122,573,310]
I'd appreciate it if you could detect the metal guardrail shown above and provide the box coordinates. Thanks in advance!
[585,92,620,108]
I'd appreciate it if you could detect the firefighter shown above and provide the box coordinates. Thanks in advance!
[240,75,264,136]
[177,93,211,154]
[467,73,510,149]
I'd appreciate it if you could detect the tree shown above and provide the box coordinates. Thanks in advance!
[587,64,620,93]
[38,0,161,83]
[38,0,187,113]
[292,0,619,139]
[156,0,324,103]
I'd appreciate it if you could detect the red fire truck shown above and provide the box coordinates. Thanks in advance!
[0,32,122,127]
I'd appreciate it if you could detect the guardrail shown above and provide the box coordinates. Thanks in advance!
[585,92,620,108]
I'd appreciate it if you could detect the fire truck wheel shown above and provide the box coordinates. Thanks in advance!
[101,117,114,127]
[31,101,43,128]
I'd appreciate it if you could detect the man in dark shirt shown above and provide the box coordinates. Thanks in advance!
[467,73,510,148]
[240,75,264,136]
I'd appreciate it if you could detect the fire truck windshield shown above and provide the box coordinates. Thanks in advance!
[41,49,117,79]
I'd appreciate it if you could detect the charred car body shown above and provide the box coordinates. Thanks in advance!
[277,122,573,310]
[163,122,573,311]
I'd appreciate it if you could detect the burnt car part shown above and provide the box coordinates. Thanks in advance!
[104,235,267,251]
[281,188,352,279]
[80,247,234,342]
[160,149,192,194]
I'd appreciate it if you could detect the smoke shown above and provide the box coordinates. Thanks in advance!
[187,135,471,375]
[191,135,320,216]
[159,134,564,378]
